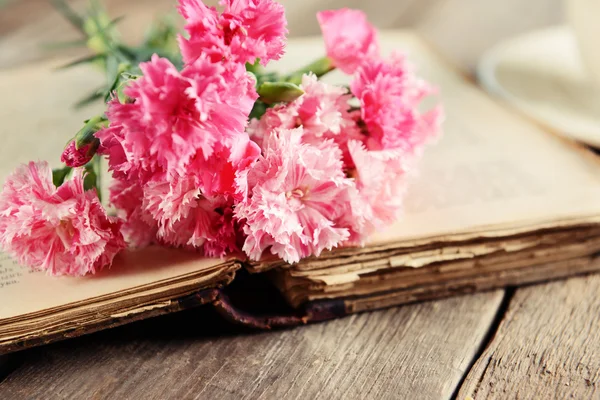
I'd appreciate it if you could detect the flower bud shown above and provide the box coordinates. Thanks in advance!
[257,82,304,104]
[61,141,97,167]
[61,116,105,167]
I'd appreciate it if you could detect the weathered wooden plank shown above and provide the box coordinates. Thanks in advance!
[0,291,503,399]
[458,274,600,399]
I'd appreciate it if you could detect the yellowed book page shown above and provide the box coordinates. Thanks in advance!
[271,32,600,246]
[2,31,600,323]
[0,249,231,320]
[0,61,232,322]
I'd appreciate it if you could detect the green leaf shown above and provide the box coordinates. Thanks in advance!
[249,101,268,120]
[52,166,72,188]
[246,60,265,75]
[50,0,86,34]
[257,82,304,104]
[40,39,88,50]
[56,53,106,70]
[83,165,98,191]
[74,89,105,109]
[106,15,125,29]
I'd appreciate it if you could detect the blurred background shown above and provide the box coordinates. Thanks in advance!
[0,0,562,71]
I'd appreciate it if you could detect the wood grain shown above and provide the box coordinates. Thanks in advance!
[0,291,503,399]
[457,275,600,399]
[0,1,584,399]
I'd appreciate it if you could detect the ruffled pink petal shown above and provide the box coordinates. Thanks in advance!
[178,0,287,65]
[0,162,126,276]
[99,54,257,183]
[351,53,443,154]
[237,127,351,263]
[317,9,379,74]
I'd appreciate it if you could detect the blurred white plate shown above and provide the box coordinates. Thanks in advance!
[477,26,600,148]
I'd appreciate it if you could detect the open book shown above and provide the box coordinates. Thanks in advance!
[3,31,600,354]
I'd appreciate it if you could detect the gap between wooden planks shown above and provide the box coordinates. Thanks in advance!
[458,274,600,400]
[0,291,504,399]
[2,273,599,399]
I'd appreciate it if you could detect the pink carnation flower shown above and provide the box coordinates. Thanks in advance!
[98,54,257,182]
[178,0,287,66]
[344,141,413,241]
[0,162,126,276]
[296,74,363,166]
[317,9,379,74]
[237,127,352,263]
[96,124,165,183]
[142,175,241,257]
[296,74,360,144]
[246,103,294,148]
[162,197,241,258]
[188,135,261,202]
[247,74,362,166]
[351,53,443,153]
[109,178,157,248]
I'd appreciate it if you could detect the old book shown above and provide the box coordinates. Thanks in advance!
[259,32,600,312]
[2,31,600,354]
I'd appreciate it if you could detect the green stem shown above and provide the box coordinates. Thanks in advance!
[285,56,335,85]
[94,155,102,202]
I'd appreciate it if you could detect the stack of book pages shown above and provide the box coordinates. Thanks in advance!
[2,32,600,354]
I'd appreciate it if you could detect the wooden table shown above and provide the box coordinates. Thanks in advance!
[4,1,600,399]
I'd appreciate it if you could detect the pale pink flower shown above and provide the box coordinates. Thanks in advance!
[202,207,241,258]
[236,127,352,263]
[343,140,413,242]
[142,174,201,240]
[60,141,95,167]
[160,197,241,258]
[247,74,362,167]
[99,54,257,181]
[247,103,296,148]
[317,9,379,74]
[0,162,126,276]
[296,74,358,142]
[296,74,363,166]
[178,0,287,66]
[109,178,157,248]
[351,53,443,153]
[141,174,241,257]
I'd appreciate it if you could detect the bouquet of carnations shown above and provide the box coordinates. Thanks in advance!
[0,0,442,276]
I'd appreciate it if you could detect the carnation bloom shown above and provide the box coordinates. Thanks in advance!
[178,0,287,66]
[344,141,413,242]
[60,141,95,168]
[237,127,352,263]
[188,135,261,202]
[317,8,379,74]
[351,53,443,153]
[295,74,359,143]
[96,124,163,183]
[0,162,126,276]
[109,178,157,248]
[142,174,241,257]
[247,74,361,166]
[98,54,257,182]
